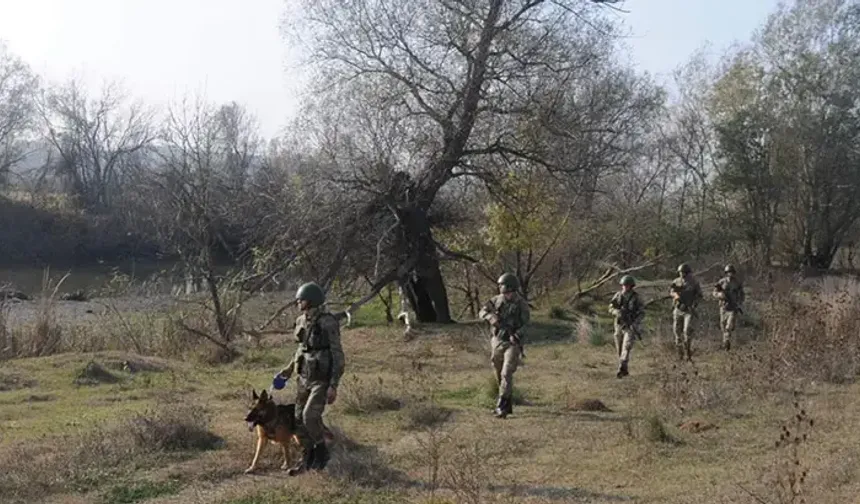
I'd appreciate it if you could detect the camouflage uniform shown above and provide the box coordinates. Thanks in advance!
[608,276,645,378]
[713,266,745,350]
[280,283,345,475]
[670,265,703,360]
[479,273,530,419]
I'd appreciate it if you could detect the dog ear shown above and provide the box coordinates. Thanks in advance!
[252,389,259,400]
[260,389,268,401]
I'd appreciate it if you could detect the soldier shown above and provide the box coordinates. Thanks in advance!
[276,282,345,475]
[713,264,745,351]
[669,263,703,361]
[479,273,530,419]
[608,275,645,378]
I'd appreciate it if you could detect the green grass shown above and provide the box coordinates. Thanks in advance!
[345,294,400,327]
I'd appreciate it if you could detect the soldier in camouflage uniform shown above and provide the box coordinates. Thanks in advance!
[713,264,745,351]
[669,263,703,361]
[276,282,345,475]
[608,275,645,378]
[479,273,530,419]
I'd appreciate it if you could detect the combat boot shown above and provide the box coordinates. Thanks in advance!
[683,341,693,361]
[494,397,508,419]
[310,441,330,471]
[504,397,513,416]
[616,360,629,378]
[287,436,315,476]
[675,343,685,361]
[287,446,315,476]
[722,339,731,351]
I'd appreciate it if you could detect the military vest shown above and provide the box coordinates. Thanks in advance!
[489,295,527,340]
[295,311,336,383]
[671,277,700,312]
[715,277,743,311]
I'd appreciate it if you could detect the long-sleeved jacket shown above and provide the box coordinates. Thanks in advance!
[479,293,530,342]
[609,289,645,327]
[713,276,745,312]
[283,307,345,389]
[669,275,703,313]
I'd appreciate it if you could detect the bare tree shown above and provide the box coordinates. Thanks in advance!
[284,0,650,323]
[0,43,39,186]
[37,79,155,211]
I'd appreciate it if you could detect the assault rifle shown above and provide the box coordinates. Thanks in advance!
[619,311,642,341]
[670,282,696,314]
[497,321,526,360]
[714,282,743,314]
[610,297,642,341]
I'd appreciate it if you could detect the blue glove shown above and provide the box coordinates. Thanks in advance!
[272,373,288,390]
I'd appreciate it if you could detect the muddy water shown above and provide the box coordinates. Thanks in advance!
[0,259,182,297]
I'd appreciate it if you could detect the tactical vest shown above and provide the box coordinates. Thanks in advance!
[716,278,742,311]
[297,312,335,383]
[612,291,640,320]
[491,296,525,341]
[671,278,699,312]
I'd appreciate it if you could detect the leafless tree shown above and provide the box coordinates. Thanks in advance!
[0,43,39,186]
[284,0,655,322]
[37,79,155,211]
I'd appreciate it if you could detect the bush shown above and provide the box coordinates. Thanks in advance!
[757,277,860,384]
[340,375,403,415]
[127,403,223,452]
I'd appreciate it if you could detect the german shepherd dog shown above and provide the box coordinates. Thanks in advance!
[244,389,300,473]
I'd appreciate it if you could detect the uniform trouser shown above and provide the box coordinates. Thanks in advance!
[490,336,519,400]
[613,322,637,364]
[672,308,695,347]
[720,308,738,344]
[294,378,329,449]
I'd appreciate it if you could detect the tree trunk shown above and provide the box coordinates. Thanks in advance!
[397,203,453,324]
[805,241,838,271]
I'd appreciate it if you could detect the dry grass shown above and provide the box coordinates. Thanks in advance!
[340,375,404,415]
[753,277,860,384]
[1,279,860,503]
[0,400,223,502]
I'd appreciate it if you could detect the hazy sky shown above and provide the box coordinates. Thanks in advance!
[0,0,782,139]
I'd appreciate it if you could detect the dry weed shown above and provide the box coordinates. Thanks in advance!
[0,400,222,501]
[340,374,403,415]
[738,390,815,504]
[442,434,509,504]
[19,269,67,357]
[757,278,860,384]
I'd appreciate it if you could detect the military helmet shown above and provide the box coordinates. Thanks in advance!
[295,282,325,307]
[724,264,736,273]
[678,263,692,275]
[497,273,520,293]
[619,275,636,286]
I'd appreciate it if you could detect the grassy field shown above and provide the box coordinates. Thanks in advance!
[1,280,859,504]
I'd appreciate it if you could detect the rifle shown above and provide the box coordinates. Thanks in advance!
[611,296,642,341]
[619,312,642,341]
[670,282,696,314]
[714,282,743,314]
[497,322,526,360]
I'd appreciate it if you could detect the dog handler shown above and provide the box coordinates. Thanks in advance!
[276,282,345,475]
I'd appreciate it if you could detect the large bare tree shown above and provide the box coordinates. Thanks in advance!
[284,0,649,323]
